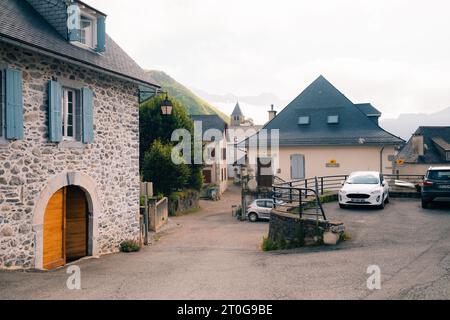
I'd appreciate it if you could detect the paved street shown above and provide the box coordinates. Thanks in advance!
[1,184,450,300]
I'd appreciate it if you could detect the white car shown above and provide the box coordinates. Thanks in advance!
[246,199,284,222]
[339,171,390,209]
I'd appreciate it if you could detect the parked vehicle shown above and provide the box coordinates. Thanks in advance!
[247,199,282,222]
[339,171,389,209]
[421,167,450,208]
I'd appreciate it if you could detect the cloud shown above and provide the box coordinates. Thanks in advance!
[87,0,450,118]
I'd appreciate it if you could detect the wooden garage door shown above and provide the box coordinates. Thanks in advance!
[43,188,65,270]
[66,186,87,262]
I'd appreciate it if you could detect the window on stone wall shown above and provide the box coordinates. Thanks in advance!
[62,87,81,141]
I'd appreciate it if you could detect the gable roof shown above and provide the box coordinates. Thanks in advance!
[191,115,228,137]
[0,0,158,88]
[398,127,450,164]
[231,102,244,117]
[263,76,404,146]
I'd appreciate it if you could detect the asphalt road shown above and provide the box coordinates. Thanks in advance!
[1,184,450,300]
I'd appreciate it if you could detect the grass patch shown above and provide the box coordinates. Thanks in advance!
[171,206,201,217]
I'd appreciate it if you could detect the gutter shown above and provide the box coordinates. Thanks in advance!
[380,145,385,173]
[0,35,160,89]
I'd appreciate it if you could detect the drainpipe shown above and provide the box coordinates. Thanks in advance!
[379,145,385,174]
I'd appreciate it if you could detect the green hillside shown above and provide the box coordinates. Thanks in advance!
[146,70,229,123]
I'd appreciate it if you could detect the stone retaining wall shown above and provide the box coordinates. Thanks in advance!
[268,211,345,247]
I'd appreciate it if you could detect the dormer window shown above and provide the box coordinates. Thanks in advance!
[80,15,95,48]
[298,116,310,125]
[67,4,106,52]
[327,115,339,124]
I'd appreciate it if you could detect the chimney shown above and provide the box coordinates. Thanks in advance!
[412,134,424,156]
[268,104,277,122]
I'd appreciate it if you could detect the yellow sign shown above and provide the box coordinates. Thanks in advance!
[396,159,405,165]
[329,159,337,164]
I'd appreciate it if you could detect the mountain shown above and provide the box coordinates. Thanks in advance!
[146,70,229,122]
[380,107,450,140]
[192,89,288,108]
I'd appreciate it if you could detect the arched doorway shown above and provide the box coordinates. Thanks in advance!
[43,186,89,270]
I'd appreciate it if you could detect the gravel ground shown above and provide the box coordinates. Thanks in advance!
[1,183,450,300]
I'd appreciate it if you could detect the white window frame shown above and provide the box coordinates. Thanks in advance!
[61,87,77,141]
[78,11,97,49]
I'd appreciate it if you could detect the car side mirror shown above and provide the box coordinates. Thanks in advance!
[341,181,345,186]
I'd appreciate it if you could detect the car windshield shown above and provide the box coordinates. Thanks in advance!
[347,175,380,185]
[428,170,450,181]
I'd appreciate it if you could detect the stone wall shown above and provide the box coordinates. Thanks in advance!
[0,43,141,268]
[268,212,345,247]
[168,190,200,216]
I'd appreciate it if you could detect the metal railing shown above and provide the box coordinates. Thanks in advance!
[272,174,426,220]
[273,177,327,220]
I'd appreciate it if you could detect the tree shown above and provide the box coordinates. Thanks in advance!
[140,94,193,168]
[141,140,191,195]
[140,94,203,195]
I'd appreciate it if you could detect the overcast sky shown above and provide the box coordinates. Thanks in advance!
[88,0,450,119]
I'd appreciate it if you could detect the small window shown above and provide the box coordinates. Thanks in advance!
[61,88,79,141]
[80,15,95,48]
[327,115,339,124]
[298,116,310,125]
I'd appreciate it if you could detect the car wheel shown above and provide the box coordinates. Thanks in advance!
[421,199,430,209]
[378,197,385,210]
[248,213,258,222]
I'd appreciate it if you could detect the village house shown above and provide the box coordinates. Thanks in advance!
[191,114,229,194]
[0,0,159,270]
[245,75,404,186]
[395,127,450,175]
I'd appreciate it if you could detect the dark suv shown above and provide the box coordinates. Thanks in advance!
[421,167,450,208]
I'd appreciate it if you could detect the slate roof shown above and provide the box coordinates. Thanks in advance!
[0,0,159,88]
[355,103,382,116]
[231,102,244,117]
[262,76,404,146]
[191,115,228,137]
[398,127,450,164]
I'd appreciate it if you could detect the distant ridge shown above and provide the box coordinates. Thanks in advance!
[145,70,229,123]
[380,107,450,140]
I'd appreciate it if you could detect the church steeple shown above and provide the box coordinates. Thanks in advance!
[231,101,244,126]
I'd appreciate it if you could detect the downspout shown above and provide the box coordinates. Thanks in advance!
[379,145,385,174]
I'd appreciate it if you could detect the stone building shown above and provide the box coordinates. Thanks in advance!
[0,0,159,269]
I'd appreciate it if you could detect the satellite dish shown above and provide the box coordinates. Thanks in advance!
[247,179,258,191]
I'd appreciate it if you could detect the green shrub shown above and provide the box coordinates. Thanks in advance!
[120,240,141,253]
[262,237,279,251]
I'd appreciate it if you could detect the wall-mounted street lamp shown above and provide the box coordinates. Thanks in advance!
[138,86,173,116]
[160,93,173,116]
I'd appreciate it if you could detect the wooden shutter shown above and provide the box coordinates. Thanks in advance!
[5,69,23,140]
[82,87,94,143]
[48,81,62,142]
[291,154,305,180]
[96,16,106,52]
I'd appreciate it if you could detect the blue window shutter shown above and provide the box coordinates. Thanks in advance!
[82,87,94,143]
[96,16,106,52]
[5,69,23,140]
[48,81,62,142]
[291,154,305,180]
